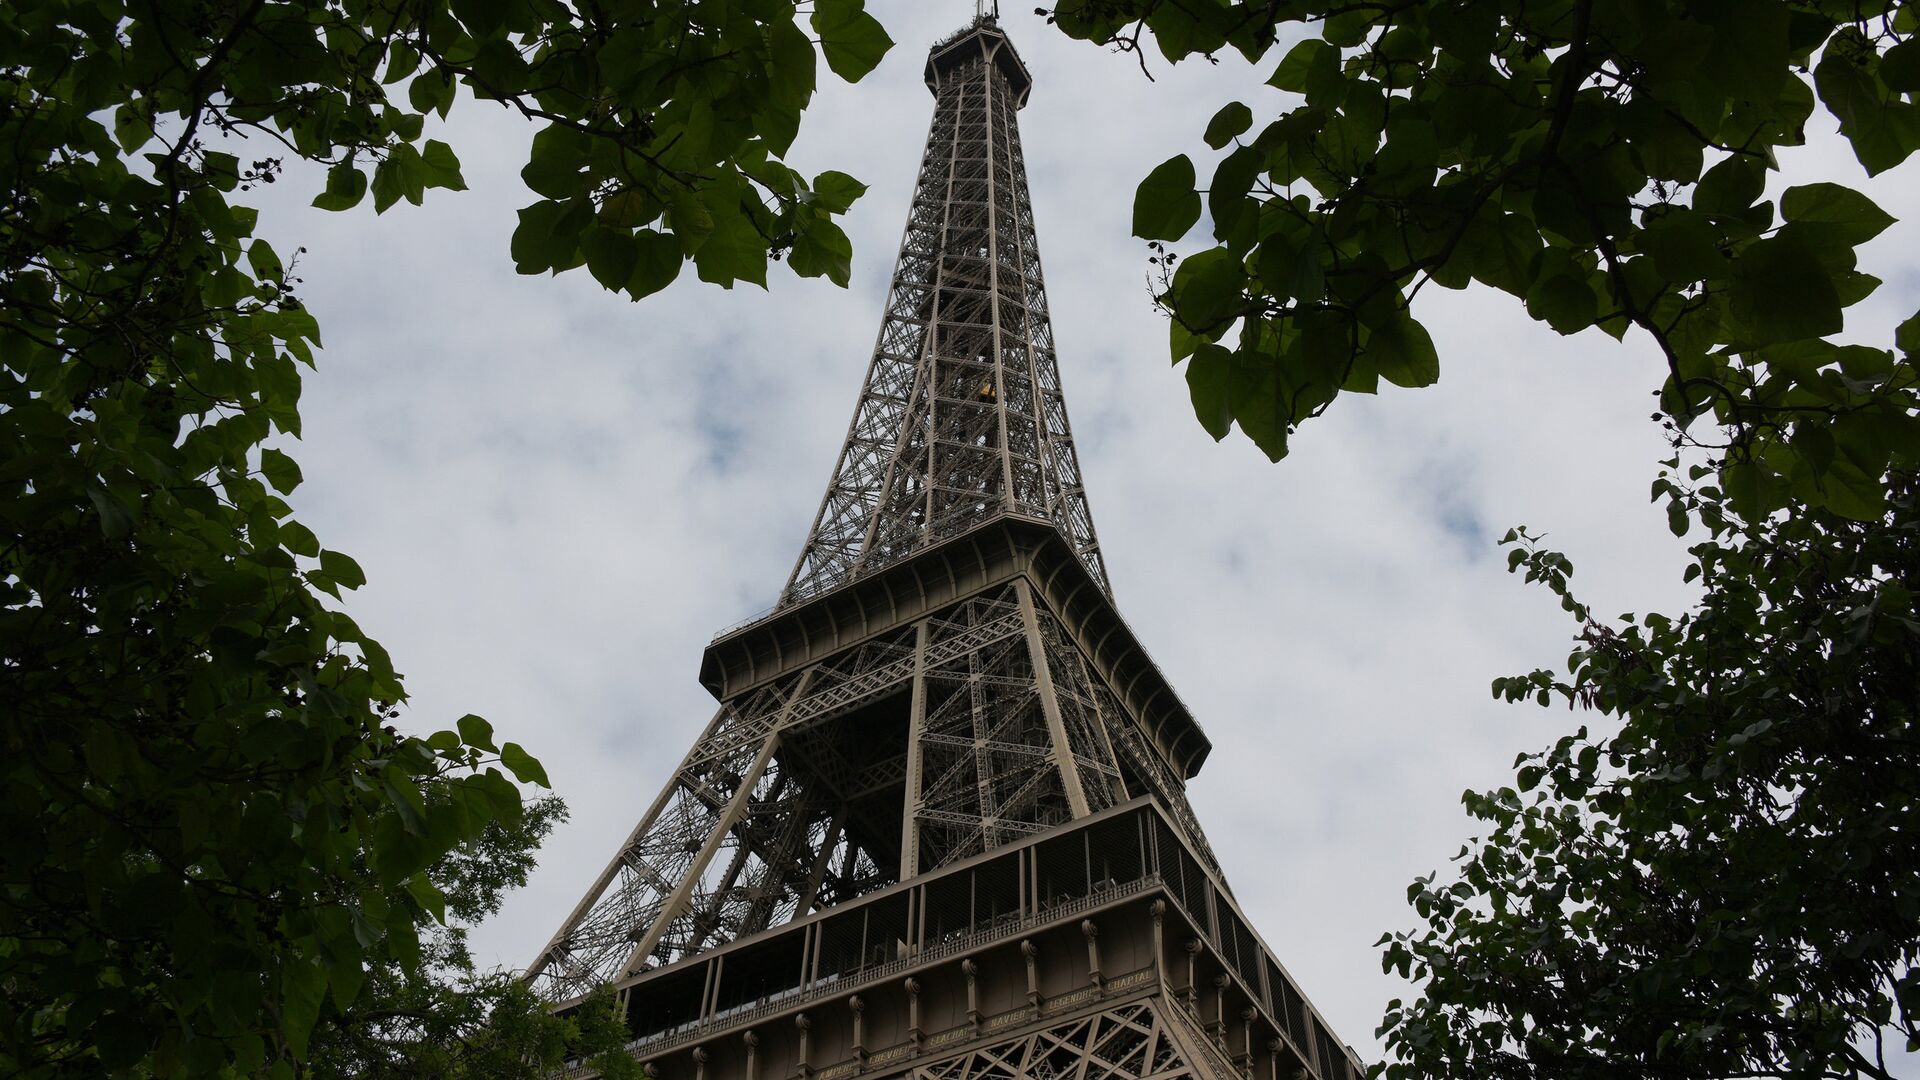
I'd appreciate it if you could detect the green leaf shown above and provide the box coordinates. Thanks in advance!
[583,228,639,291]
[406,873,448,924]
[318,550,367,590]
[281,959,327,1058]
[626,230,684,299]
[327,947,365,1013]
[247,240,283,281]
[1133,154,1202,241]
[1883,39,1920,93]
[419,139,467,191]
[1780,183,1896,246]
[86,485,135,539]
[511,198,592,275]
[1268,38,1332,93]
[1209,145,1262,241]
[1815,48,1920,176]
[809,170,867,214]
[1640,211,1726,284]
[408,70,455,118]
[1186,344,1234,439]
[1168,247,1247,330]
[1461,211,1544,297]
[1204,102,1254,149]
[1897,310,1920,359]
[113,103,154,152]
[457,714,498,753]
[259,448,302,494]
[692,193,769,289]
[371,157,404,213]
[1369,313,1440,388]
[500,742,551,787]
[1728,234,1844,344]
[811,0,893,82]
[1527,273,1600,336]
[312,163,368,212]
[790,218,854,287]
[1694,155,1766,216]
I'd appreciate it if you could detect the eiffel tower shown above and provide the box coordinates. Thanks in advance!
[528,17,1366,1080]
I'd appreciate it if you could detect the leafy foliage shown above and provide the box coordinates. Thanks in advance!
[1046,0,1919,522]
[305,796,639,1080]
[0,0,885,1074]
[1035,1,1920,1076]
[1377,474,1920,1079]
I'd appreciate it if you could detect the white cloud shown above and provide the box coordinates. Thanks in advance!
[232,5,1920,1064]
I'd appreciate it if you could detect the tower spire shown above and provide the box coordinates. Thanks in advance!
[780,20,1101,608]
[525,22,1368,1080]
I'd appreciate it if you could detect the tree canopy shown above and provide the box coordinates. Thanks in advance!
[1048,0,1917,523]
[1034,0,1920,1074]
[0,0,889,1073]
[8,0,1920,1076]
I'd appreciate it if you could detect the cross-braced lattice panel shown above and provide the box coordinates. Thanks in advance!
[526,677,804,1001]
[903,585,1130,873]
[906,1000,1204,1080]
[783,34,1106,606]
[1035,609,1127,813]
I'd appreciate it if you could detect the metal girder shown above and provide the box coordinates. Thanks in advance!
[781,25,1104,607]
[912,999,1226,1080]
[527,21,1234,1010]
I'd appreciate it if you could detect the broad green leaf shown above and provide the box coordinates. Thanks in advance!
[1527,273,1600,336]
[1204,102,1254,149]
[1269,38,1333,93]
[1780,183,1896,246]
[312,163,368,212]
[500,742,551,787]
[457,714,497,753]
[281,959,327,1058]
[790,218,854,287]
[405,873,447,924]
[259,448,302,494]
[1815,49,1920,176]
[1133,155,1202,241]
[809,170,867,214]
[1640,210,1726,284]
[319,549,367,590]
[626,230,684,299]
[1186,344,1234,439]
[692,194,770,289]
[1728,234,1844,344]
[1694,155,1766,215]
[811,0,893,82]
[1883,39,1920,93]
[1168,247,1247,330]
[419,139,467,191]
[247,240,283,281]
[1897,310,1920,358]
[583,227,639,291]
[1369,313,1440,388]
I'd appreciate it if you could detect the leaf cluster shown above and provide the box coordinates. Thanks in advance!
[0,0,881,1074]
[1377,474,1920,1079]
[1052,0,1920,521]
[302,797,640,1079]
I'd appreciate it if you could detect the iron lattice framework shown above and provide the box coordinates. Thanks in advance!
[526,27,1362,1080]
[781,22,1103,607]
[528,571,1218,1001]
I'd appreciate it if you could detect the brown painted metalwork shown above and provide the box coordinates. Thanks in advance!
[525,18,1365,1080]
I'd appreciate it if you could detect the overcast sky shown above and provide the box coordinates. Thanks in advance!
[237,5,1920,1065]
